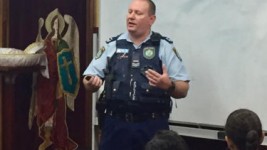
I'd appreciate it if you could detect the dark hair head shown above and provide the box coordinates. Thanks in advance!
[145,130,189,150]
[147,0,156,15]
[225,109,262,150]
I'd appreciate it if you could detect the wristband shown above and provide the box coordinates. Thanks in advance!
[167,81,175,94]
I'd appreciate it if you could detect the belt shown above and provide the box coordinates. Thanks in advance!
[105,110,169,122]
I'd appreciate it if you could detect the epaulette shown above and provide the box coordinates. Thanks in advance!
[151,32,160,41]
[105,33,122,44]
[161,36,173,44]
[150,32,162,46]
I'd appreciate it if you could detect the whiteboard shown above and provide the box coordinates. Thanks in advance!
[99,0,267,130]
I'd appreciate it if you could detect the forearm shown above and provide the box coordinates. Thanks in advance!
[168,80,189,99]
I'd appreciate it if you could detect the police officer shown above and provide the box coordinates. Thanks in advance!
[83,0,190,150]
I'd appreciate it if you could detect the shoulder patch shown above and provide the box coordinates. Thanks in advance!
[106,33,122,44]
[161,36,173,44]
[95,46,105,60]
[173,47,182,61]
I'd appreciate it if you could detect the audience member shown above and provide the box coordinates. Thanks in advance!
[225,108,265,150]
[145,130,189,150]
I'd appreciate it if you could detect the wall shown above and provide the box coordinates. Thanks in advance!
[99,0,267,132]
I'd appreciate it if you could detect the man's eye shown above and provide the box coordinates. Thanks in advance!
[136,11,142,15]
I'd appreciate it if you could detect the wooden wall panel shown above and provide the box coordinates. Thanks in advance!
[0,0,9,149]
[0,0,9,47]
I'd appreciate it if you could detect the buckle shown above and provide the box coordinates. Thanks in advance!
[108,110,113,116]
[152,113,156,119]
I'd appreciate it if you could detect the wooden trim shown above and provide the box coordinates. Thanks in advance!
[0,0,9,47]
[94,0,99,28]
[85,0,97,148]
[0,74,2,150]
[0,0,9,148]
[0,0,3,46]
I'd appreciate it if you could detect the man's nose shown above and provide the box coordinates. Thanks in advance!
[128,12,135,19]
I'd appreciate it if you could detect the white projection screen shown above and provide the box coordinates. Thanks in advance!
[99,0,267,131]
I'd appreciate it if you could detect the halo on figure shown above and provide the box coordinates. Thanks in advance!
[45,8,65,34]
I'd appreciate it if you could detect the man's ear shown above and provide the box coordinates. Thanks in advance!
[149,15,156,26]
[225,136,235,150]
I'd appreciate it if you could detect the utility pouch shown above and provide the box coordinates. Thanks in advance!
[96,91,107,129]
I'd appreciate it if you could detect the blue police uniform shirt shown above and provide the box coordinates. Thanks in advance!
[83,31,190,82]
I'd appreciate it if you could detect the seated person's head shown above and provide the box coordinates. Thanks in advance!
[225,108,264,150]
[145,130,189,150]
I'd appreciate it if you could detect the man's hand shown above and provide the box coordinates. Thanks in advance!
[145,64,189,98]
[83,75,103,92]
[145,64,172,90]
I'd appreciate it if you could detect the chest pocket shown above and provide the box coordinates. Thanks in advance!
[112,48,130,80]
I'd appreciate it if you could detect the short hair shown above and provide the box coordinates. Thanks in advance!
[225,109,263,150]
[145,130,189,150]
[147,0,156,15]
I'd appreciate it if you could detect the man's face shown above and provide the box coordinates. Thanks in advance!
[127,0,155,36]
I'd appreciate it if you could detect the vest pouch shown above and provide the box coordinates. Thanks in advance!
[138,96,172,113]
[96,91,107,129]
[139,96,170,104]
[140,83,169,99]
[110,81,130,101]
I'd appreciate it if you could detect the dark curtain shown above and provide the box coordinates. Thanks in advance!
[9,0,89,149]
[9,0,86,50]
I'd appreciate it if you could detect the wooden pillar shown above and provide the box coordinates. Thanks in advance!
[0,0,9,149]
[86,0,97,149]
[0,66,45,150]
[0,74,2,150]
[2,74,16,150]
[0,0,9,47]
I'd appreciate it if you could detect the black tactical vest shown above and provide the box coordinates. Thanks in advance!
[103,32,172,113]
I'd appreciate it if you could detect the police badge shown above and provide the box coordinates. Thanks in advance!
[143,47,155,59]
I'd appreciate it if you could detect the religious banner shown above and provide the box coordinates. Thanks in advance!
[28,8,80,150]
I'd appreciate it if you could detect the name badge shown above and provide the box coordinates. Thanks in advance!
[116,48,129,53]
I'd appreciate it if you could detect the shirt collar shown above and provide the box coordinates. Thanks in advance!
[120,31,153,48]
